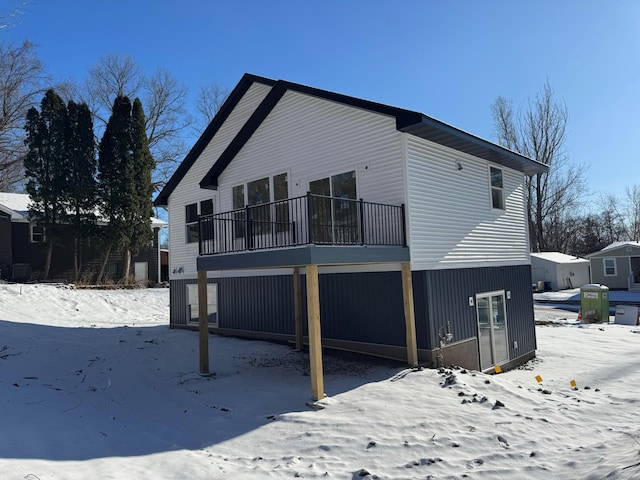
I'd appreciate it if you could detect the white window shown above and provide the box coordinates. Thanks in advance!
[185,203,198,243]
[185,200,214,244]
[231,173,289,237]
[603,258,617,276]
[30,225,45,243]
[489,166,505,210]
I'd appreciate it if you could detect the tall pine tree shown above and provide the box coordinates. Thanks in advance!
[24,89,69,279]
[96,96,131,283]
[128,98,154,266]
[96,96,154,284]
[66,100,97,281]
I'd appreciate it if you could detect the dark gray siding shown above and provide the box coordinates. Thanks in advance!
[170,276,295,334]
[169,264,536,364]
[219,275,294,334]
[421,265,536,358]
[303,271,408,346]
[170,279,190,326]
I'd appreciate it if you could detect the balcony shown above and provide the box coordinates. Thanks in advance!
[199,192,406,254]
[198,193,409,270]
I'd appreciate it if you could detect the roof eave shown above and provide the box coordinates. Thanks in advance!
[397,115,548,175]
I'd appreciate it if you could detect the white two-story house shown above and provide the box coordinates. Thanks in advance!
[155,74,547,400]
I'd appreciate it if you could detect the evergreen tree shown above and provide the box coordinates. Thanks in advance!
[23,89,69,279]
[66,100,97,281]
[128,98,154,261]
[96,95,132,283]
[96,96,154,284]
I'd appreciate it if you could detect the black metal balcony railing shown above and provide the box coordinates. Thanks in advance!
[199,192,406,255]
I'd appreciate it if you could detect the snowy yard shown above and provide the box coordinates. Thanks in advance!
[1,284,640,479]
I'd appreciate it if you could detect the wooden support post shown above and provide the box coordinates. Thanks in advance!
[305,264,324,401]
[198,270,209,375]
[401,262,418,367]
[293,267,303,351]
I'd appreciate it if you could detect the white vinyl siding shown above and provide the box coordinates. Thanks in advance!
[217,90,405,212]
[167,82,272,279]
[405,134,530,270]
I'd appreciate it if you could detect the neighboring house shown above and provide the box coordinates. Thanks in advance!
[587,241,640,291]
[530,252,590,291]
[0,192,167,284]
[154,74,548,398]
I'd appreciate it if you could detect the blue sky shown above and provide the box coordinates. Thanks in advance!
[3,0,639,204]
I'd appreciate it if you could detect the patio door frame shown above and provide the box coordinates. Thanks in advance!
[476,290,510,370]
[309,170,358,244]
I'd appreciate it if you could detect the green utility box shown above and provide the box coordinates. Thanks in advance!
[580,284,610,323]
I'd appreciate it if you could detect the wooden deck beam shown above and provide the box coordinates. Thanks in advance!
[401,262,418,367]
[305,264,324,401]
[198,270,210,375]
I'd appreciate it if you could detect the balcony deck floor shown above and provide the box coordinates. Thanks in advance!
[197,244,410,271]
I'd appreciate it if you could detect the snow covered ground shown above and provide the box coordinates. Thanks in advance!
[535,287,640,305]
[1,283,640,479]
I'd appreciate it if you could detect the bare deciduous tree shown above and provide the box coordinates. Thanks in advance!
[144,68,189,187]
[623,185,640,242]
[193,82,229,132]
[86,55,144,126]
[597,193,624,244]
[81,55,189,190]
[0,40,47,190]
[492,82,587,252]
[0,1,29,29]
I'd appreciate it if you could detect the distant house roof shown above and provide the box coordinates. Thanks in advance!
[0,192,30,222]
[0,192,166,227]
[154,73,549,206]
[586,241,640,258]
[530,252,589,264]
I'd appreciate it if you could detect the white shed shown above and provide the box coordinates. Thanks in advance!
[530,252,590,291]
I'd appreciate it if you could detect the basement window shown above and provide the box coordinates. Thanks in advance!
[187,283,218,327]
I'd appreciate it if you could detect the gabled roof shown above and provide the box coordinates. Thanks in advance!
[153,74,276,206]
[154,74,549,205]
[586,241,640,258]
[0,192,166,227]
[530,252,589,264]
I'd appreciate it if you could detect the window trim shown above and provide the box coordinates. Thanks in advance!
[309,169,358,198]
[309,170,358,244]
[30,224,45,243]
[603,257,617,276]
[185,203,199,244]
[231,172,290,237]
[475,289,509,369]
[200,199,214,216]
[185,199,215,244]
[187,283,218,328]
[489,165,505,211]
